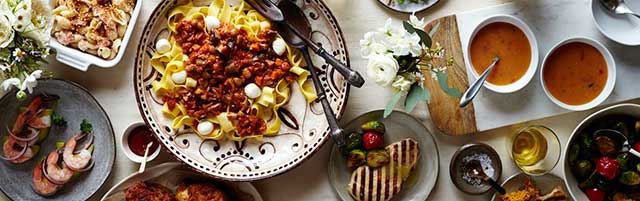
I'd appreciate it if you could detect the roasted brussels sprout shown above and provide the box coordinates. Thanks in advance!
[346,149,366,169]
[573,160,595,180]
[617,153,633,170]
[361,121,385,134]
[619,171,640,185]
[596,135,617,156]
[569,144,581,165]
[343,132,363,154]
[637,163,640,172]
[366,149,390,168]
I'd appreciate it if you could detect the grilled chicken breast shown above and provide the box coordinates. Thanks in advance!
[348,138,420,201]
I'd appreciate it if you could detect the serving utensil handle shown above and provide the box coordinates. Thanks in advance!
[459,56,500,107]
[484,177,506,195]
[316,47,365,88]
[302,48,345,147]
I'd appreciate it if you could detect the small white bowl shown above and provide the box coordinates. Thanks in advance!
[591,0,640,46]
[121,122,160,163]
[540,37,616,111]
[50,0,142,71]
[465,14,539,93]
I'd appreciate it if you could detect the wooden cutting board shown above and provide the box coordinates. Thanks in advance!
[421,0,640,136]
[422,15,478,136]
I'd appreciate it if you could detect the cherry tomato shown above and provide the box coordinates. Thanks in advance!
[633,142,640,152]
[362,132,383,150]
[596,157,620,180]
[584,188,605,201]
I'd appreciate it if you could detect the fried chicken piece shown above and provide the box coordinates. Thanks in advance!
[125,181,175,201]
[534,185,568,201]
[175,181,229,201]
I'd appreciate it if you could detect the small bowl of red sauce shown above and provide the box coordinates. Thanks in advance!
[121,122,161,163]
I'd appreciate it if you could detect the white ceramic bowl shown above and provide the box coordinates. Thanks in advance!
[591,0,640,46]
[562,103,640,201]
[540,37,616,111]
[121,122,160,163]
[50,0,142,71]
[465,14,539,93]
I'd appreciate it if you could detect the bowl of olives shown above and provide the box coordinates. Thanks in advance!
[563,103,640,201]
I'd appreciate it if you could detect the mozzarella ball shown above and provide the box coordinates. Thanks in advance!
[205,16,221,31]
[244,83,261,99]
[155,38,171,53]
[171,70,187,84]
[186,78,197,88]
[197,121,214,135]
[259,21,271,31]
[272,38,286,56]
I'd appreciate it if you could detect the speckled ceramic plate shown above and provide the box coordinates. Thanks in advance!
[101,162,262,201]
[376,0,440,13]
[0,79,115,200]
[491,173,571,201]
[327,110,440,201]
[134,0,349,181]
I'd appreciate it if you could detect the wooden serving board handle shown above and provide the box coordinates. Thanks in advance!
[422,15,478,136]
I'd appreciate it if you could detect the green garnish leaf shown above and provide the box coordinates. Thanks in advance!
[52,113,67,126]
[436,71,461,98]
[384,92,403,118]
[404,84,431,112]
[80,119,93,134]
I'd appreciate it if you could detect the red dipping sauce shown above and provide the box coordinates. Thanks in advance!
[128,126,159,156]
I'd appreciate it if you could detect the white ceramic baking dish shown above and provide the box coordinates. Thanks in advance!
[50,0,142,71]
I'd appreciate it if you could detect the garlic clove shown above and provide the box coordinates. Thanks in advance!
[272,38,286,56]
[244,83,261,99]
[155,38,171,53]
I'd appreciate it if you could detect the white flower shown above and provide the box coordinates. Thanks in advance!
[0,15,13,48]
[1,78,20,91]
[359,31,388,58]
[20,69,42,93]
[0,63,9,71]
[13,48,24,62]
[406,33,422,57]
[409,13,425,29]
[13,0,33,32]
[366,54,399,87]
[391,74,416,93]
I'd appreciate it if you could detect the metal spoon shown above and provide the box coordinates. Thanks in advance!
[600,0,640,19]
[594,129,640,158]
[245,0,365,88]
[276,0,345,147]
[467,159,506,195]
[459,56,500,107]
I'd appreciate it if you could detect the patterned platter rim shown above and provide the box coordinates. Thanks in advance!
[133,0,350,181]
[375,0,441,14]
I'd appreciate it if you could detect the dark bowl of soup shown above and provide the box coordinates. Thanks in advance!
[466,14,539,93]
[540,37,616,111]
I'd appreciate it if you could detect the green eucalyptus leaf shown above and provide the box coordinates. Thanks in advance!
[436,71,461,98]
[404,85,431,112]
[384,92,403,118]
[428,22,440,38]
[414,29,431,48]
[403,21,416,34]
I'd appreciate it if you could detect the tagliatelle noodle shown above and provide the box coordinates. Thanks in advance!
[151,0,317,141]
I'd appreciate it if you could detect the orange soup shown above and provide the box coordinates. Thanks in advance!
[543,42,607,105]
[470,22,531,85]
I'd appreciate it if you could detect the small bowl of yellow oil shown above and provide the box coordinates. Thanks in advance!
[509,125,561,176]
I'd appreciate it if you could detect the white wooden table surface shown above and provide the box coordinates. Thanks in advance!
[3,0,639,200]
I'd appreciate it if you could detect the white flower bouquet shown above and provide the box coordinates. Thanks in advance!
[360,14,460,117]
[0,0,53,100]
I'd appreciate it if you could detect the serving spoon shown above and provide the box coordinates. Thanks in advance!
[594,129,640,158]
[467,159,506,194]
[600,0,640,19]
[245,0,365,88]
[459,56,500,107]
[276,0,345,147]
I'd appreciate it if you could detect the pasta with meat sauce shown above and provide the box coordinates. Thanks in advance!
[151,0,317,141]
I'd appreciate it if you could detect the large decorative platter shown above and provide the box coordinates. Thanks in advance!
[134,0,350,181]
[0,79,116,200]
